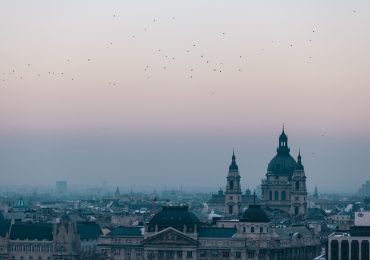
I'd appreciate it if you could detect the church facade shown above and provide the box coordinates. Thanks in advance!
[261,128,307,217]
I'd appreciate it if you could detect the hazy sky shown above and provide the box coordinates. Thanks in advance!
[0,1,369,193]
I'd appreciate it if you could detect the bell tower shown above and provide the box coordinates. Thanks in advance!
[225,150,242,218]
[290,151,307,217]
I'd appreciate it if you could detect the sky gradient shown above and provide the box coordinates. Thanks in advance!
[0,1,369,193]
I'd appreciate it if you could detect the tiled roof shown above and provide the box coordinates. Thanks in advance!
[198,226,236,238]
[10,223,53,241]
[108,226,144,237]
[77,222,102,240]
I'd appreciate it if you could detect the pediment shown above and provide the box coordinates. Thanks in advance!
[144,227,198,246]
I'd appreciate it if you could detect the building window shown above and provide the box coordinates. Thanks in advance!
[199,250,206,257]
[269,191,272,200]
[331,240,339,260]
[251,227,255,233]
[230,196,233,201]
[235,252,241,259]
[222,251,230,257]
[341,240,349,260]
[229,205,233,214]
[243,227,246,233]
[281,191,286,200]
[274,191,279,200]
[260,227,263,233]
[177,251,182,258]
[351,240,359,260]
[361,240,369,260]
[211,251,219,257]
[295,206,299,215]
[230,181,234,190]
[247,251,255,259]
[186,251,193,258]
[295,181,299,190]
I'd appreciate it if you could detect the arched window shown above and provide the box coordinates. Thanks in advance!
[351,240,359,260]
[341,240,349,260]
[243,227,246,233]
[229,205,233,214]
[251,227,254,233]
[295,181,299,191]
[260,227,263,233]
[229,181,234,190]
[281,191,286,201]
[269,191,272,200]
[274,191,279,200]
[361,240,369,260]
[331,240,339,260]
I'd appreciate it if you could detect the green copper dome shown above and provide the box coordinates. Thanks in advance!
[267,129,297,175]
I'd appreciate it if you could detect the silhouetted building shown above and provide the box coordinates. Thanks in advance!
[225,151,243,218]
[56,180,68,196]
[261,128,307,217]
[207,153,256,216]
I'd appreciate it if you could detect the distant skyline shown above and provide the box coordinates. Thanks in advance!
[0,1,369,193]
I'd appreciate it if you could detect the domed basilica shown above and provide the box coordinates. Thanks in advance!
[261,127,307,217]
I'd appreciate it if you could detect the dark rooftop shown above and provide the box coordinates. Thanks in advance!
[198,226,236,238]
[77,222,102,240]
[240,205,269,223]
[108,226,144,237]
[148,205,201,230]
[10,223,53,241]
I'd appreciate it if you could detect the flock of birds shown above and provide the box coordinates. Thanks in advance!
[0,10,360,92]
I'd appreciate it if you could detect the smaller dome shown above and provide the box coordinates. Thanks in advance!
[148,205,200,231]
[14,198,29,209]
[240,205,269,223]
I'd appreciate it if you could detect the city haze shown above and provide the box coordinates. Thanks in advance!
[0,0,370,193]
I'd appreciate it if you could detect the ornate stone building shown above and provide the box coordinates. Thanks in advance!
[225,151,242,218]
[0,212,99,260]
[261,128,307,217]
[207,152,255,216]
[96,205,321,260]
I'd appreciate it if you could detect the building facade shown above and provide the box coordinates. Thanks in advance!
[261,128,307,217]
[225,151,243,218]
[328,212,370,260]
[207,153,256,216]
[96,205,321,260]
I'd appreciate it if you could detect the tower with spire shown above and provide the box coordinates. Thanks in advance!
[313,186,319,199]
[224,150,242,218]
[290,150,307,217]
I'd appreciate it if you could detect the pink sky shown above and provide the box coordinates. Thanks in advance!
[0,1,369,191]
